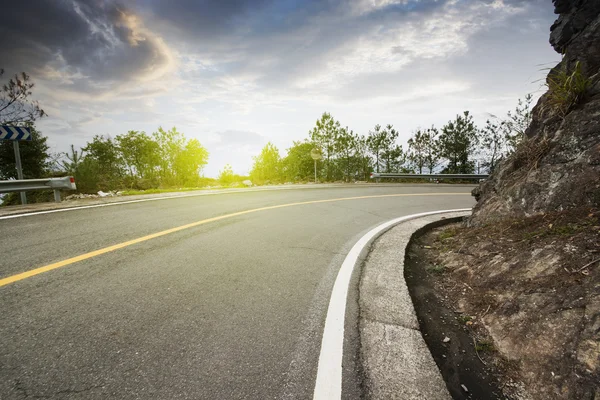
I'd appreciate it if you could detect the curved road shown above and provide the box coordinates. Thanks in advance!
[0,184,474,399]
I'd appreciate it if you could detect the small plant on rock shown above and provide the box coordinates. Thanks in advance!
[545,61,591,117]
[457,315,473,325]
[510,136,550,172]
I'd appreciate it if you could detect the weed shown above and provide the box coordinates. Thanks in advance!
[475,340,496,352]
[553,224,581,236]
[427,264,446,274]
[438,228,457,241]
[457,315,473,325]
[544,61,591,117]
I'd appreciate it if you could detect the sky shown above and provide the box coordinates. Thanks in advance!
[1,0,560,177]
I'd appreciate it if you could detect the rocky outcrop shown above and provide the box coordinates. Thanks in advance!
[470,0,600,224]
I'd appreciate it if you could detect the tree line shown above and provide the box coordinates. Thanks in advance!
[0,126,211,203]
[58,128,209,193]
[0,69,534,205]
[249,96,533,184]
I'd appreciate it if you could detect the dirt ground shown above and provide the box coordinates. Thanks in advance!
[406,207,600,400]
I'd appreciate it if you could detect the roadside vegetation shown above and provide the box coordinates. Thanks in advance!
[0,69,533,205]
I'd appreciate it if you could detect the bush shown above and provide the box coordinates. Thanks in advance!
[218,164,249,186]
[1,190,55,206]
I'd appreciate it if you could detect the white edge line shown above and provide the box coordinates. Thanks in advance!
[312,208,472,400]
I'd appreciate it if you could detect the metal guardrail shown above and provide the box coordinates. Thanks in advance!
[0,176,77,203]
[370,173,488,180]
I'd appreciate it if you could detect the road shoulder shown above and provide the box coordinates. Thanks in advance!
[359,212,469,400]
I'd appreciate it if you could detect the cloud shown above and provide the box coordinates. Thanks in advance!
[3,0,559,177]
[212,130,266,147]
[137,0,534,105]
[0,0,175,97]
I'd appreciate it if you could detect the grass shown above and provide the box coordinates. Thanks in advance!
[545,61,591,117]
[510,136,551,172]
[438,228,458,241]
[426,263,446,274]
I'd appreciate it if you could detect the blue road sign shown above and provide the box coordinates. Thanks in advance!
[0,126,32,141]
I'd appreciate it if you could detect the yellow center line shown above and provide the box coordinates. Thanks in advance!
[0,192,470,287]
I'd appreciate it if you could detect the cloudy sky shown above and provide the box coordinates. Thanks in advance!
[1,0,559,177]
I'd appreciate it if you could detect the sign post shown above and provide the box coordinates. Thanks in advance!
[13,141,26,204]
[310,148,322,184]
[0,126,33,205]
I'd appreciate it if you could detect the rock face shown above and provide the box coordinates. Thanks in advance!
[470,0,600,224]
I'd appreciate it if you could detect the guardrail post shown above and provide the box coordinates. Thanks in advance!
[53,189,61,203]
[13,141,27,205]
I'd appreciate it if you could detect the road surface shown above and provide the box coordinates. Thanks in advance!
[0,184,475,399]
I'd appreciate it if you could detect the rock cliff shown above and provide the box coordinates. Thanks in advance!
[470,0,600,224]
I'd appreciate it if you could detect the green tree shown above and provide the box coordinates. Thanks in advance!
[367,124,398,173]
[377,125,404,173]
[0,127,49,180]
[218,164,235,185]
[175,138,209,186]
[335,127,357,181]
[408,126,440,174]
[309,112,340,181]
[438,111,479,174]
[407,129,427,174]
[152,127,209,186]
[353,134,372,180]
[0,70,49,182]
[478,119,507,172]
[58,145,84,175]
[250,142,281,184]
[82,135,124,190]
[423,127,440,174]
[282,140,314,182]
[153,126,186,186]
[382,144,407,173]
[115,131,160,181]
[74,158,103,193]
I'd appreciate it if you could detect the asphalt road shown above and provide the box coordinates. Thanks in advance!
[0,184,475,399]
